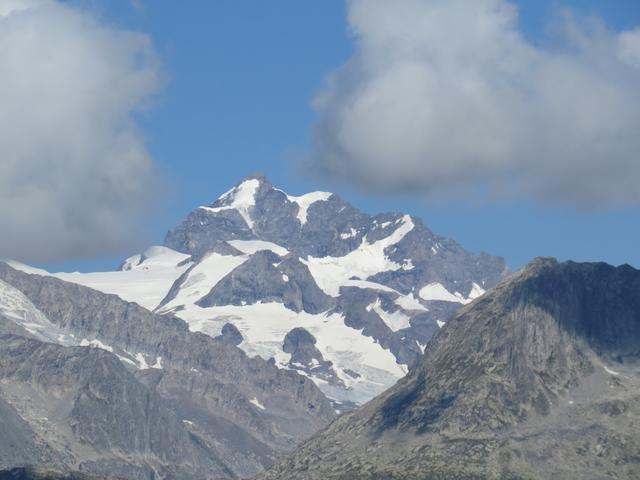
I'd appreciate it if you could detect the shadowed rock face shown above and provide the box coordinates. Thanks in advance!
[216,322,244,346]
[0,334,231,479]
[197,251,333,314]
[0,264,335,479]
[258,259,640,480]
[282,328,341,385]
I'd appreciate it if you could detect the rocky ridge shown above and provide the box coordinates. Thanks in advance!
[258,259,640,480]
[0,264,334,479]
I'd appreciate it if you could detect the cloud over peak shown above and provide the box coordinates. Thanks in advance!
[0,0,161,262]
[309,0,640,208]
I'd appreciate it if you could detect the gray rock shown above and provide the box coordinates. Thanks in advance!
[0,334,231,480]
[165,207,254,258]
[0,397,45,470]
[197,251,333,314]
[216,323,244,346]
[258,258,640,480]
[283,327,318,363]
[282,328,340,385]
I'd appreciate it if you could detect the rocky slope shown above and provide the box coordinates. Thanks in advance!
[0,468,119,480]
[0,264,334,479]
[12,175,506,406]
[258,258,640,479]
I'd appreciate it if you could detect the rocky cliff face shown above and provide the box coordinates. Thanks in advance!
[17,175,506,407]
[258,259,640,480]
[0,264,334,479]
[0,334,230,479]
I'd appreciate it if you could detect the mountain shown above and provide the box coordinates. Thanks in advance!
[10,175,507,407]
[257,259,640,480]
[0,264,334,479]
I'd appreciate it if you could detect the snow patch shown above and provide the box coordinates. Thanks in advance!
[5,261,50,276]
[303,215,415,296]
[340,228,358,240]
[250,397,266,410]
[0,279,75,346]
[135,353,163,370]
[341,279,397,293]
[468,282,486,300]
[227,240,289,256]
[117,355,138,367]
[603,365,620,376]
[201,178,261,229]
[419,282,470,304]
[287,191,332,225]
[402,259,415,270]
[394,294,427,312]
[369,299,411,332]
[20,246,192,311]
[160,252,247,311]
[80,338,113,353]
[436,320,446,328]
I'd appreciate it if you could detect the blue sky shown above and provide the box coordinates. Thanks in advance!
[38,0,640,271]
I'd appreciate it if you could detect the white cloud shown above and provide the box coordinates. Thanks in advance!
[309,0,640,208]
[618,28,640,68]
[0,0,162,262]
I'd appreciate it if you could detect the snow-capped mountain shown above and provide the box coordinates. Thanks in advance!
[12,175,507,406]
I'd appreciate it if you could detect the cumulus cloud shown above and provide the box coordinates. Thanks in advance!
[309,0,640,208]
[0,0,161,262]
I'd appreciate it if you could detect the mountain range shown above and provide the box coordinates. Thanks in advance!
[10,175,506,408]
[2,176,637,480]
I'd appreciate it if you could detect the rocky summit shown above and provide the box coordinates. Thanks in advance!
[258,258,640,480]
[10,175,506,407]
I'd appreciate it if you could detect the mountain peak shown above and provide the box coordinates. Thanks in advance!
[209,176,336,226]
[522,256,559,271]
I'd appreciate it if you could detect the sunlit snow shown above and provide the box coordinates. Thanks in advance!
[368,298,411,332]
[200,178,261,229]
[166,301,407,404]
[9,246,192,311]
[250,397,266,410]
[286,191,333,225]
[227,239,289,256]
[419,282,468,304]
[303,215,415,296]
